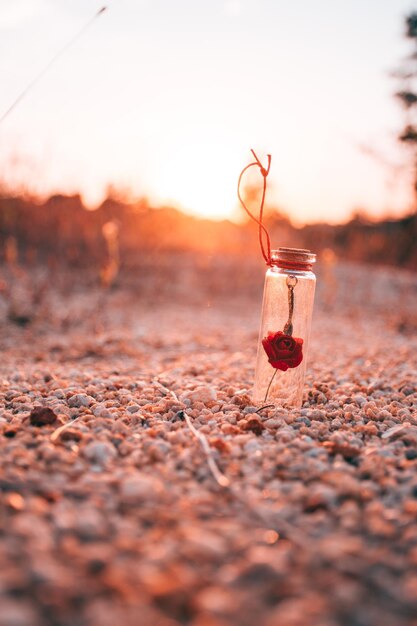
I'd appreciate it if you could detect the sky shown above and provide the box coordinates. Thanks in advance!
[0,0,416,224]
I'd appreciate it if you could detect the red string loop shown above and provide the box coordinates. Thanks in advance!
[237,149,272,266]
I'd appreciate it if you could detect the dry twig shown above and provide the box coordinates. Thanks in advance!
[50,416,81,443]
[153,377,230,487]
[153,378,307,548]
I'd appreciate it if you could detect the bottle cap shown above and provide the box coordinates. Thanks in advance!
[271,247,316,271]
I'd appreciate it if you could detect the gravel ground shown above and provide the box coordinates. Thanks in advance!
[0,261,417,626]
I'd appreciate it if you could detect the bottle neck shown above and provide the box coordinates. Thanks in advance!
[270,247,316,273]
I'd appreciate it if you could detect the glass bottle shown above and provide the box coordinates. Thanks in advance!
[253,247,317,408]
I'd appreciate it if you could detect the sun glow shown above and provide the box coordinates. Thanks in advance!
[151,140,243,221]
[0,1,414,224]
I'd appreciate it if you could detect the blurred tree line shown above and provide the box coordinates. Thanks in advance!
[0,192,415,273]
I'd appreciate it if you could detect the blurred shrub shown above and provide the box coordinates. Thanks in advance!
[0,194,416,279]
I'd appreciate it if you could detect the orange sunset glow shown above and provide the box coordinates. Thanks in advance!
[0,0,415,223]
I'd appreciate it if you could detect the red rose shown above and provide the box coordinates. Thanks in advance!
[262,331,303,372]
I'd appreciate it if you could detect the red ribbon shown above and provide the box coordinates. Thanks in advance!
[237,149,272,266]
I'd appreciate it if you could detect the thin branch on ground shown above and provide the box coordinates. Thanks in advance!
[255,404,275,413]
[153,377,307,548]
[50,416,80,443]
[154,377,229,487]
[182,411,230,488]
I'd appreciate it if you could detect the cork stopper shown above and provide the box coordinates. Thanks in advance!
[271,247,316,271]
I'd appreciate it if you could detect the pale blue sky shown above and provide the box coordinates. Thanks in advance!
[0,0,415,222]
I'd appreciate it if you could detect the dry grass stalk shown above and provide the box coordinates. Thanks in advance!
[153,378,307,548]
[50,417,80,443]
[154,378,230,487]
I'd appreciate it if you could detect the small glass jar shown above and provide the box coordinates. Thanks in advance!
[253,247,317,408]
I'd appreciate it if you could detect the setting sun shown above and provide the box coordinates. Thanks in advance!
[151,139,243,221]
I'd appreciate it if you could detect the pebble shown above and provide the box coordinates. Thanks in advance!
[382,424,417,441]
[68,393,94,408]
[119,474,163,504]
[82,441,117,465]
[92,403,112,418]
[29,406,58,427]
[353,394,366,407]
[0,600,40,626]
[127,404,140,413]
[263,418,284,429]
[60,428,83,442]
[240,416,264,436]
[52,389,66,399]
[182,387,217,404]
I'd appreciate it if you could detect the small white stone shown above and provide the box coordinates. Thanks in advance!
[244,439,262,453]
[120,475,163,504]
[83,441,117,465]
[92,403,112,418]
[68,394,94,408]
[264,418,284,429]
[182,387,217,404]
[353,395,366,407]
[381,424,407,440]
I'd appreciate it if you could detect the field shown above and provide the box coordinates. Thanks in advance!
[0,258,417,626]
